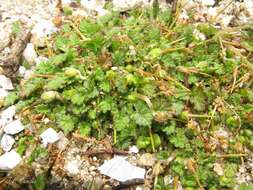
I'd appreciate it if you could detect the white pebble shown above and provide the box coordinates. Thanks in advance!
[1,134,15,152]
[129,145,139,154]
[0,88,8,99]
[0,75,14,90]
[0,150,22,170]
[1,105,16,124]
[40,128,60,147]
[31,19,57,47]
[65,160,81,175]
[4,119,25,135]
[23,43,37,65]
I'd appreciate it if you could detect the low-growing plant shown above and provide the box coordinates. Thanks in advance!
[4,6,253,189]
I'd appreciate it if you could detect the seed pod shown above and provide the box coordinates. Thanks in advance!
[126,74,137,85]
[125,65,135,72]
[157,70,167,78]
[64,68,81,77]
[41,91,59,102]
[153,134,161,148]
[149,48,161,59]
[127,94,137,101]
[154,111,168,123]
[106,70,116,79]
[180,111,189,120]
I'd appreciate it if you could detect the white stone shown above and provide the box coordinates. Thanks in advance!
[18,66,26,77]
[0,88,8,99]
[61,0,72,6]
[72,10,89,18]
[216,129,229,138]
[111,67,118,71]
[96,7,109,17]
[245,0,253,16]
[0,150,22,170]
[31,20,57,47]
[23,43,37,65]
[207,7,217,17]
[24,70,34,80]
[81,0,105,11]
[4,119,25,135]
[1,105,16,124]
[40,128,60,147]
[198,0,215,6]
[179,9,189,21]
[220,15,233,27]
[213,163,224,176]
[0,75,14,90]
[99,156,145,182]
[193,29,206,41]
[112,0,149,11]
[129,146,139,154]
[138,153,156,167]
[65,159,81,175]
[1,134,15,152]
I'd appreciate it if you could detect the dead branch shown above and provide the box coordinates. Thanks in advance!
[0,29,31,78]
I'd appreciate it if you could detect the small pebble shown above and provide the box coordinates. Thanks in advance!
[4,119,24,135]
[138,153,156,167]
[0,75,14,90]
[40,128,60,147]
[0,150,22,170]
[0,134,15,152]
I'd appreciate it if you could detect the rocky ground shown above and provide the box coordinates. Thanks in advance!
[0,0,253,189]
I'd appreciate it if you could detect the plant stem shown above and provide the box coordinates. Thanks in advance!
[188,114,211,118]
[161,47,188,55]
[68,21,90,41]
[217,154,248,158]
[149,128,155,152]
[113,125,117,145]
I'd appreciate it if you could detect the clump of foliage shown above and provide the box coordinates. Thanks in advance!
[4,7,253,189]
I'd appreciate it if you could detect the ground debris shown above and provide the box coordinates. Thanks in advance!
[0,29,31,78]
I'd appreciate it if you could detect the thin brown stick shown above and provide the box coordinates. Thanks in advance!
[30,74,55,78]
[217,154,248,158]
[83,148,129,156]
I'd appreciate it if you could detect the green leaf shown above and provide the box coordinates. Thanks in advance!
[35,60,57,74]
[45,76,67,90]
[51,53,68,65]
[79,20,101,36]
[132,101,153,126]
[169,129,188,148]
[33,173,46,190]
[190,89,206,111]
[114,111,131,131]
[137,136,150,149]
[100,80,110,92]
[99,97,114,113]
[63,6,72,16]
[163,122,176,135]
[152,0,159,19]
[22,78,45,97]
[57,114,77,134]
[4,92,19,107]
[78,122,91,136]
[238,183,253,190]
[55,37,69,51]
[28,146,48,164]
[12,21,21,34]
